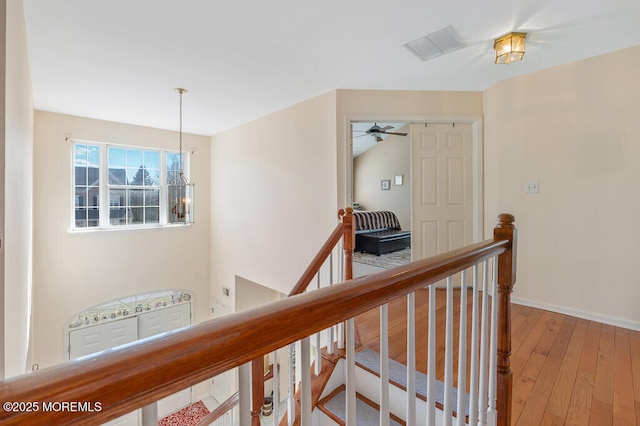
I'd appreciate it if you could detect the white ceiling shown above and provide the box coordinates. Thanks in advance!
[352,122,408,157]
[22,0,640,136]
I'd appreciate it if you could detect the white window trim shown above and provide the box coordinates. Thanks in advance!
[71,138,191,232]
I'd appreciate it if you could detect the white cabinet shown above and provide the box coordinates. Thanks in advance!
[138,303,191,338]
[66,293,194,425]
[69,317,138,359]
[137,303,192,417]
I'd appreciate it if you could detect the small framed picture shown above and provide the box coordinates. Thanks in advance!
[381,179,391,190]
[394,175,404,186]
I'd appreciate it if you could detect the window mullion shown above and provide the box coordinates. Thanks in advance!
[100,144,109,229]
[160,151,167,225]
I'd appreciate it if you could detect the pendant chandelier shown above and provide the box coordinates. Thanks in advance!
[167,88,195,224]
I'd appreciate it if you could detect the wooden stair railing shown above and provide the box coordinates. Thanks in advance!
[251,207,354,425]
[0,213,515,426]
[495,213,517,426]
[288,207,354,297]
[195,391,239,426]
[278,345,345,426]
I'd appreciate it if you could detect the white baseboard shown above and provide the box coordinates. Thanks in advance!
[511,297,640,332]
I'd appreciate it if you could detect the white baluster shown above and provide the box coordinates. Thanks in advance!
[288,343,295,426]
[427,285,436,426]
[407,292,416,426]
[337,241,345,350]
[301,337,312,425]
[239,362,251,426]
[141,403,157,426]
[327,254,335,355]
[273,349,279,426]
[380,303,390,426]
[457,270,468,426]
[444,275,454,426]
[468,264,480,426]
[346,318,356,425]
[477,260,490,426]
[487,257,499,426]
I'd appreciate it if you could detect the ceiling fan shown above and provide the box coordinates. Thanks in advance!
[354,123,408,142]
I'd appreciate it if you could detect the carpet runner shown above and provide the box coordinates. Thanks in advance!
[323,389,404,426]
[158,400,210,426]
[355,348,470,416]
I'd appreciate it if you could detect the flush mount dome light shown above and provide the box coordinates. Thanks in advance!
[494,32,526,64]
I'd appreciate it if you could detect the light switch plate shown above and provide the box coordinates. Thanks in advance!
[525,182,539,193]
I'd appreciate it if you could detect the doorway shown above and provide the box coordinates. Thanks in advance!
[351,122,412,276]
[348,118,483,267]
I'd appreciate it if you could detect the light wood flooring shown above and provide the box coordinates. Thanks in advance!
[354,288,640,425]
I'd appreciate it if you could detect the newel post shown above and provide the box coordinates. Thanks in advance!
[340,207,354,281]
[494,213,517,426]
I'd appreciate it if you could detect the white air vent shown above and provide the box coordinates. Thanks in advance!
[404,26,466,61]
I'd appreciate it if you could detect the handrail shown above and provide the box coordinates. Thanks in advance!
[195,391,239,426]
[0,214,515,425]
[0,243,509,424]
[251,208,352,424]
[288,207,353,296]
[288,222,344,297]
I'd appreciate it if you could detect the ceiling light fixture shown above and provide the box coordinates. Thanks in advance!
[168,88,195,224]
[494,32,526,64]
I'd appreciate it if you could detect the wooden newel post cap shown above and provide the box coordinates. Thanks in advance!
[496,213,515,228]
[338,207,354,219]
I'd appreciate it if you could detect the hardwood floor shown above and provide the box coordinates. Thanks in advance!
[354,288,640,425]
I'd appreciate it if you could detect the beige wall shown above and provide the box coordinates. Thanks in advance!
[2,0,34,378]
[210,91,338,300]
[353,126,411,230]
[235,275,283,312]
[210,89,483,302]
[32,111,211,368]
[484,45,640,329]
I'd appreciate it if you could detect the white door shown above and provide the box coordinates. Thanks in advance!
[138,304,192,416]
[137,303,191,338]
[69,317,138,359]
[411,123,474,261]
[68,303,193,424]
[69,318,140,426]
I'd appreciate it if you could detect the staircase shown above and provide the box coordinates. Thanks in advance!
[308,347,471,426]
[0,212,517,426]
[263,212,517,426]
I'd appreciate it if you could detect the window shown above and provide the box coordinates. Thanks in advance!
[108,147,160,226]
[74,144,100,228]
[73,142,188,230]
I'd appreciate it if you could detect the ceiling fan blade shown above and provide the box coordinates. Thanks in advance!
[381,126,393,131]
[382,131,408,136]
[353,133,370,139]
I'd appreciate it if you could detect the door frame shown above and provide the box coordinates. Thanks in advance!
[345,115,484,243]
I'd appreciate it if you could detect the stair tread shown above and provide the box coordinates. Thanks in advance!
[355,348,470,415]
[320,387,404,426]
